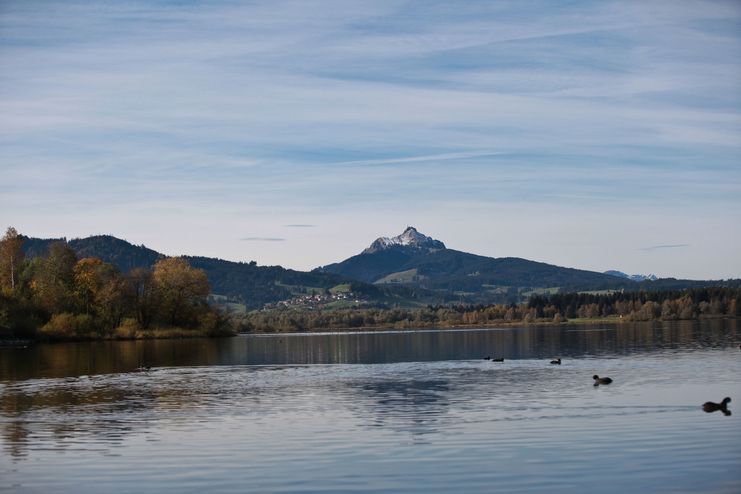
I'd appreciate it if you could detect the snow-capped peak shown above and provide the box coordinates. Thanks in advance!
[363,226,446,254]
[603,270,659,282]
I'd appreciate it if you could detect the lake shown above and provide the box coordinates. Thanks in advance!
[1,320,740,493]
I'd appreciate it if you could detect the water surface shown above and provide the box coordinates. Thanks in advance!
[1,320,739,493]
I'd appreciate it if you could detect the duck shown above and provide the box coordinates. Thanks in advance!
[593,375,613,386]
[483,356,491,360]
[550,358,561,365]
[703,397,731,414]
[492,357,504,362]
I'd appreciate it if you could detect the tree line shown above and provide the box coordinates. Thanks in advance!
[242,287,741,332]
[527,289,740,320]
[0,227,232,340]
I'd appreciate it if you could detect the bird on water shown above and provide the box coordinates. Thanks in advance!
[550,358,561,365]
[703,397,731,415]
[492,357,504,362]
[593,375,613,386]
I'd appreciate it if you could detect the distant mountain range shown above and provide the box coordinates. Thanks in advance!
[316,226,739,300]
[21,227,740,309]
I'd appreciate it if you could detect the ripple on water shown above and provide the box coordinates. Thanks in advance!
[1,340,740,493]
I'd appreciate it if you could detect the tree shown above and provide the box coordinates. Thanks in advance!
[73,257,119,315]
[32,242,77,314]
[0,227,24,291]
[152,258,210,327]
[95,276,133,330]
[127,267,159,329]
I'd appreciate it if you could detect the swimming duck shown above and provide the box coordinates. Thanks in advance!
[492,357,504,362]
[550,358,561,365]
[703,397,731,414]
[483,356,491,360]
[593,375,612,386]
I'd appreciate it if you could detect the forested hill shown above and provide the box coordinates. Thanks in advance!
[183,256,352,308]
[21,235,353,308]
[318,247,630,291]
[23,235,162,273]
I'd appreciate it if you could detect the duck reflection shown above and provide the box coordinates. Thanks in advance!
[1,420,30,459]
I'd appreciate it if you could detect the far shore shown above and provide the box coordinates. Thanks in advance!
[238,314,736,335]
[1,327,236,345]
[3,315,736,344]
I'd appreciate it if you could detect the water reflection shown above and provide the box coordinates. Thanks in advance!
[1,367,447,458]
[1,320,737,382]
[1,319,739,481]
[349,377,451,441]
[0,374,171,459]
[0,325,741,493]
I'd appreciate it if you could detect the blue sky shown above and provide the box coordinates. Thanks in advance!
[1,0,740,279]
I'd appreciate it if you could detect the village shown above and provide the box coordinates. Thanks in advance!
[263,290,364,310]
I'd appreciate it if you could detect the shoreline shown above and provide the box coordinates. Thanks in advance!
[4,315,737,343]
[0,327,236,345]
[239,314,736,335]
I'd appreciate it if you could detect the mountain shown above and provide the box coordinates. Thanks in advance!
[21,235,361,309]
[604,270,658,282]
[363,226,446,253]
[318,227,719,300]
[21,230,740,309]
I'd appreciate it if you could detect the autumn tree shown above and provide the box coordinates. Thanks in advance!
[74,258,115,313]
[32,242,78,314]
[0,227,24,291]
[152,258,210,327]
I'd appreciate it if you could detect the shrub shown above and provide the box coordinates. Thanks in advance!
[40,313,96,339]
[0,292,42,338]
[113,318,140,339]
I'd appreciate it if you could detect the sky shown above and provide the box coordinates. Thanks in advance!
[1,0,740,279]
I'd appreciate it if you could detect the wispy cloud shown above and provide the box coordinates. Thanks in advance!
[640,244,690,251]
[334,151,505,166]
[1,0,739,278]
[240,237,286,242]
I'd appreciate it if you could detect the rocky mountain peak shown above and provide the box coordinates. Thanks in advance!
[362,226,446,254]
